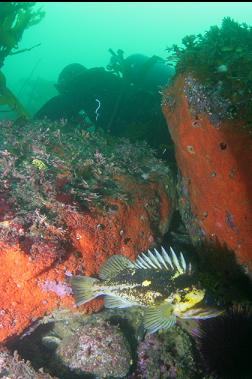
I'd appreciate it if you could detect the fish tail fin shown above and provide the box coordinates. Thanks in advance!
[69,275,100,306]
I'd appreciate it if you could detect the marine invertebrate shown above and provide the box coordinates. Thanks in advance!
[162,74,252,270]
[40,280,72,297]
[0,119,174,341]
[184,75,233,127]
[166,17,252,124]
[0,119,174,247]
[95,98,101,121]
[195,304,252,379]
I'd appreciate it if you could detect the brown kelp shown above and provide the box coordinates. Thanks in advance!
[0,2,44,119]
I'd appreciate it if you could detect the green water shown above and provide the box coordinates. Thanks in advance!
[2,1,252,114]
[1,3,252,379]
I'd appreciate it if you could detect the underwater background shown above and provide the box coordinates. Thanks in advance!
[2,1,252,116]
[0,2,252,379]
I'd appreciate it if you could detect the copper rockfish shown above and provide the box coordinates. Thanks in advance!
[70,247,223,333]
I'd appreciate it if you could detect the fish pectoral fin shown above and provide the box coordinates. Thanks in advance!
[104,295,135,309]
[144,303,176,334]
[69,275,100,306]
[99,255,135,280]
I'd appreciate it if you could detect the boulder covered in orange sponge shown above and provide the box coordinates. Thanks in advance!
[0,120,175,342]
[162,74,252,271]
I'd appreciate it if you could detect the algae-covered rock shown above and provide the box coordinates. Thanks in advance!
[0,119,175,342]
[10,308,140,379]
[56,319,132,378]
[137,325,199,379]
[167,17,252,124]
[0,348,58,379]
[163,19,252,272]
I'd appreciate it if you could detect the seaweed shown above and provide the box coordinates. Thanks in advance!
[167,17,252,124]
[0,2,44,68]
[0,119,171,245]
[0,2,44,119]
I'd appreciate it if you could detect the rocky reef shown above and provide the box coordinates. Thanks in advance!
[166,17,252,124]
[0,348,58,379]
[1,15,252,379]
[164,18,252,273]
[163,74,252,272]
[0,119,175,342]
[56,319,132,378]
[6,307,204,379]
[136,325,199,379]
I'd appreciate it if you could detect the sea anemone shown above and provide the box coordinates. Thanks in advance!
[196,304,252,379]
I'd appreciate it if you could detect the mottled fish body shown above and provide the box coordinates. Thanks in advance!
[70,247,223,333]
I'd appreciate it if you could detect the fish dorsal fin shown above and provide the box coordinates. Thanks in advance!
[135,246,190,275]
[99,255,135,280]
[143,303,177,334]
[104,295,135,309]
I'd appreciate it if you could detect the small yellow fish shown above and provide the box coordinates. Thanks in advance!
[70,247,223,334]
[32,159,48,170]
